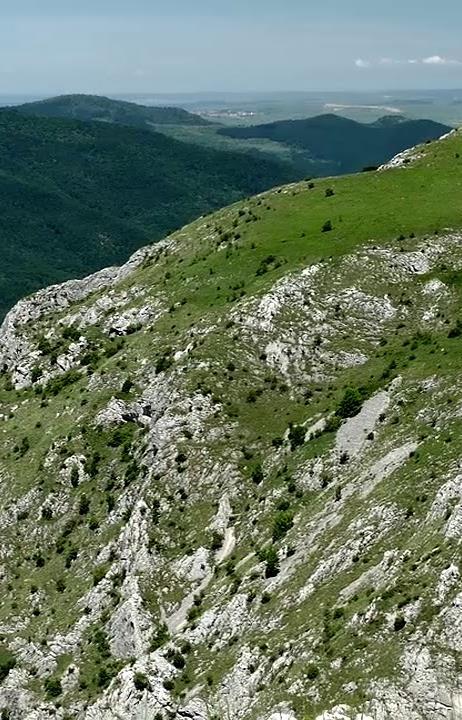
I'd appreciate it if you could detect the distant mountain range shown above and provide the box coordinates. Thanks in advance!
[13,93,211,129]
[219,113,451,173]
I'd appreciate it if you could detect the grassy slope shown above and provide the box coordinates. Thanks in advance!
[0,130,462,716]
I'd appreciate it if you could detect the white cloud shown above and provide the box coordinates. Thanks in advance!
[422,55,461,65]
[355,55,461,68]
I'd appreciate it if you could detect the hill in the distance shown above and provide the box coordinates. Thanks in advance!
[13,93,211,129]
[13,95,451,178]
[0,110,294,319]
[219,113,451,173]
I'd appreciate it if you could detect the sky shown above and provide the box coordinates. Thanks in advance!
[1,0,462,94]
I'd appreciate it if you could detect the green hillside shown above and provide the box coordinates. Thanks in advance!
[220,113,451,173]
[13,93,211,128]
[0,111,295,319]
[0,129,462,719]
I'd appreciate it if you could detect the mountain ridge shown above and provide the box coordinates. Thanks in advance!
[219,114,451,173]
[0,129,462,720]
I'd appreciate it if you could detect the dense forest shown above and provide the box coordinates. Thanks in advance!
[220,113,451,173]
[0,111,294,318]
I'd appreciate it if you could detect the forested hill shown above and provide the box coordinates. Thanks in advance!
[11,94,211,128]
[220,113,451,173]
[0,110,294,319]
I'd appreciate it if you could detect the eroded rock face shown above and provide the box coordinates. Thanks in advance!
[1,134,462,720]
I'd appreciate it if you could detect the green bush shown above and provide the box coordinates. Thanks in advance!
[394,616,406,632]
[134,671,150,691]
[306,664,320,680]
[288,424,305,450]
[448,320,462,338]
[272,511,294,542]
[258,546,280,578]
[62,325,80,342]
[0,646,16,682]
[45,369,81,397]
[336,387,364,419]
[251,463,264,485]
[79,494,90,515]
[150,623,169,651]
[324,415,342,433]
[44,677,62,698]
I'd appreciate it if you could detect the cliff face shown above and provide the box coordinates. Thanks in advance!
[1,130,462,720]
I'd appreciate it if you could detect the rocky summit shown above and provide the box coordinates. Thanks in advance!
[1,129,462,720]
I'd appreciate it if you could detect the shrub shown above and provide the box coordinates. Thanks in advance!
[93,566,108,586]
[448,320,462,338]
[93,628,110,658]
[322,220,333,233]
[251,464,264,485]
[65,548,78,568]
[45,369,81,397]
[306,664,320,680]
[31,366,42,383]
[324,415,342,433]
[210,531,224,551]
[155,354,173,374]
[37,336,53,355]
[167,650,186,670]
[62,325,80,342]
[18,437,30,456]
[0,646,16,682]
[44,677,62,698]
[70,466,79,488]
[79,494,90,515]
[288,424,305,450]
[97,667,112,688]
[85,451,101,478]
[134,672,150,691]
[256,255,277,276]
[261,546,279,578]
[150,623,169,651]
[187,605,200,622]
[336,387,364,419]
[394,616,406,632]
[325,188,335,197]
[121,378,134,394]
[272,511,294,542]
[41,505,53,520]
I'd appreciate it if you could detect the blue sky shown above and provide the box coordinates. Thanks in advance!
[2,1,462,93]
